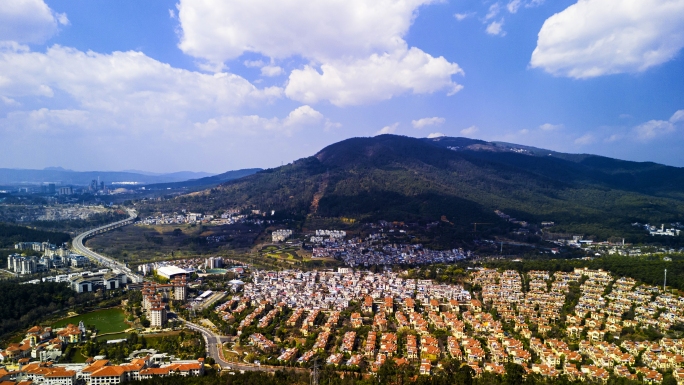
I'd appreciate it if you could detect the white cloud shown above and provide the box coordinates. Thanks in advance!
[460,125,479,135]
[486,20,506,36]
[670,109,684,124]
[539,123,563,131]
[629,109,683,141]
[507,0,545,13]
[261,65,284,77]
[0,45,283,141]
[485,3,501,20]
[507,0,522,13]
[0,95,20,106]
[192,105,327,138]
[177,0,440,63]
[412,117,445,129]
[55,13,69,26]
[244,60,264,68]
[177,0,462,105]
[454,12,475,21]
[531,0,684,78]
[427,132,445,138]
[634,120,676,140]
[285,47,463,106]
[168,9,176,19]
[376,122,399,135]
[0,0,65,44]
[574,133,595,145]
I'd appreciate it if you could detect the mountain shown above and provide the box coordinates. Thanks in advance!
[141,168,263,190]
[0,168,216,186]
[147,135,684,241]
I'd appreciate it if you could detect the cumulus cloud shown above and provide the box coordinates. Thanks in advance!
[460,125,479,135]
[634,120,675,140]
[285,47,463,106]
[177,0,440,62]
[192,105,328,138]
[0,0,66,44]
[177,0,463,105]
[531,0,684,78]
[412,117,445,129]
[539,123,563,131]
[376,123,399,135]
[486,20,506,36]
[427,132,445,138]
[0,45,284,142]
[0,45,278,109]
[632,109,683,140]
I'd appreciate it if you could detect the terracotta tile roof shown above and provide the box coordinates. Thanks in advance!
[91,366,126,377]
[140,368,170,376]
[82,360,110,373]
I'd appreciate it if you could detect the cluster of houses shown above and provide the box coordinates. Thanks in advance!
[311,233,469,266]
[0,324,84,364]
[632,223,683,237]
[309,230,347,244]
[210,267,684,383]
[0,325,204,385]
[140,212,213,225]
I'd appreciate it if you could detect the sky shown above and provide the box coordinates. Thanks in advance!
[0,0,683,173]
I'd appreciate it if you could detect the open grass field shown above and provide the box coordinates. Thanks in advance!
[53,308,129,334]
[94,332,129,342]
[260,245,300,260]
[85,223,262,266]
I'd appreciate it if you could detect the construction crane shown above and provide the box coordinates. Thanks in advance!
[471,223,492,231]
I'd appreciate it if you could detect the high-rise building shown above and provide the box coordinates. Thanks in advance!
[150,307,167,328]
[172,276,188,301]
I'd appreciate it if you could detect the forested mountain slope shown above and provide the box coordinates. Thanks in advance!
[144,135,684,240]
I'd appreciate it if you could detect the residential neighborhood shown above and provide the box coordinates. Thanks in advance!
[211,267,684,383]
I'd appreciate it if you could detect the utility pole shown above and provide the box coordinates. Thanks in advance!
[664,269,667,292]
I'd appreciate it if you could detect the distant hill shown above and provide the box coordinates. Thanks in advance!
[0,223,71,248]
[142,135,684,242]
[0,168,215,186]
[141,168,263,190]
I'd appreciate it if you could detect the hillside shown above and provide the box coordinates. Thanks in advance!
[142,135,684,242]
[0,223,71,248]
[141,168,262,191]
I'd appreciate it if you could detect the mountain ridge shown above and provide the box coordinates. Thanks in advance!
[143,135,684,242]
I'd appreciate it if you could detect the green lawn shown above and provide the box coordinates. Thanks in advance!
[94,332,129,342]
[53,308,129,334]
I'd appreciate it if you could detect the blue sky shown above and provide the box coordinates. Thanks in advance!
[0,0,683,173]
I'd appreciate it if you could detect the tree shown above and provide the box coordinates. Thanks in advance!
[504,363,525,385]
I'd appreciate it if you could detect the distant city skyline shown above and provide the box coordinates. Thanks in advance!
[0,0,683,173]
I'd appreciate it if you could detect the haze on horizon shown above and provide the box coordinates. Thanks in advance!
[0,0,683,174]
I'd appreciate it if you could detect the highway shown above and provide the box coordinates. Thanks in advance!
[71,208,141,283]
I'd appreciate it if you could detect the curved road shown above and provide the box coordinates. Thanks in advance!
[183,320,308,374]
[71,208,141,282]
